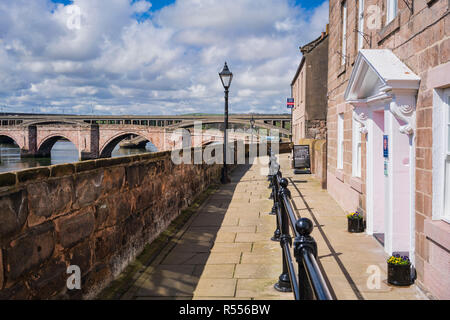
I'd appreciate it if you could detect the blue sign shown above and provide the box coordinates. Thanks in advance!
[383,135,389,158]
[287,98,294,108]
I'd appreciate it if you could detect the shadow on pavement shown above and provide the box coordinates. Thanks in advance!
[128,164,252,300]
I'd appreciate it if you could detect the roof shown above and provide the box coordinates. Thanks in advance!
[290,56,305,87]
[300,33,328,55]
[291,33,328,86]
[345,49,420,102]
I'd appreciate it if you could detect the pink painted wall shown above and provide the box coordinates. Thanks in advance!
[327,172,360,214]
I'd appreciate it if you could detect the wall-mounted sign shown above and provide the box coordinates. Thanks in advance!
[293,145,311,173]
[287,98,294,109]
[383,135,389,158]
[384,159,388,177]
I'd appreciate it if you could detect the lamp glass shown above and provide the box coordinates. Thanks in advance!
[219,62,233,89]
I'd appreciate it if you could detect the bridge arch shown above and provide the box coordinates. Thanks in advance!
[37,134,79,158]
[0,134,22,148]
[99,132,158,158]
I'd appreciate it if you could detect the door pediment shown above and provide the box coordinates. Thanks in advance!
[345,49,420,104]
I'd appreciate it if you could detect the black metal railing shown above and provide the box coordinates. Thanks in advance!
[268,151,333,300]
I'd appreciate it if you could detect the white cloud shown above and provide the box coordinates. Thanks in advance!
[0,0,329,115]
[132,0,152,13]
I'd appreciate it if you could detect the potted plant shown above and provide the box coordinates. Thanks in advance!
[387,255,414,286]
[347,211,365,233]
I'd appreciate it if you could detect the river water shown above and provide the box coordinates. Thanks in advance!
[0,140,158,173]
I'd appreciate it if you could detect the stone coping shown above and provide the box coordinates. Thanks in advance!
[0,142,290,189]
[0,150,173,189]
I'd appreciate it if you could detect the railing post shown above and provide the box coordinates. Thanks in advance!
[294,218,317,300]
[274,178,292,292]
[270,169,282,242]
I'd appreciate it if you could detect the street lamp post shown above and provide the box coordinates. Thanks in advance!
[219,62,233,184]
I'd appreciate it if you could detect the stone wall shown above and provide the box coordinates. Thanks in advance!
[306,120,327,140]
[313,140,327,190]
[0,148,224,299]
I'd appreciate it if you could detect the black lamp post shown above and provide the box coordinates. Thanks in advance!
[219,62,233,184]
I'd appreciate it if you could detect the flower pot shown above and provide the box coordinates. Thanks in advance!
[347,218,365,233]
[387,263,413,286]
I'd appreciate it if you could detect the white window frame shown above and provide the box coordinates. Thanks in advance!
[352,115,362,177]
[386,0,398,25]
[357,0,365,50]
[433,88,450,223]
[337,113,344,170]
[341,1,347,65]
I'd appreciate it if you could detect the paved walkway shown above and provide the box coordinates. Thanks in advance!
[122,159,290,300]
[121,154,429,300]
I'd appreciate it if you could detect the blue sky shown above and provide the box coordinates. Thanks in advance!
[0,0,329,115]
[51,0,321,12]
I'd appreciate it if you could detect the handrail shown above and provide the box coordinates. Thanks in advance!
[267,150,333,300]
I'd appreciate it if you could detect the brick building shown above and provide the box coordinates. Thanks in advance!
[326,0,449,299]
[291,31,329,143]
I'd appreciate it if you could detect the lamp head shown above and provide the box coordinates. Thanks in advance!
[219,62,233,89]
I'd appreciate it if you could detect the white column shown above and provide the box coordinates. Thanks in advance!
[385,93,416,255]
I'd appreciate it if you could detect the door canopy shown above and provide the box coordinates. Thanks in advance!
[345,49,420,135]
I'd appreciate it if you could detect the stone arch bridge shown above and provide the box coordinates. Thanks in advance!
[0,119,260,160]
